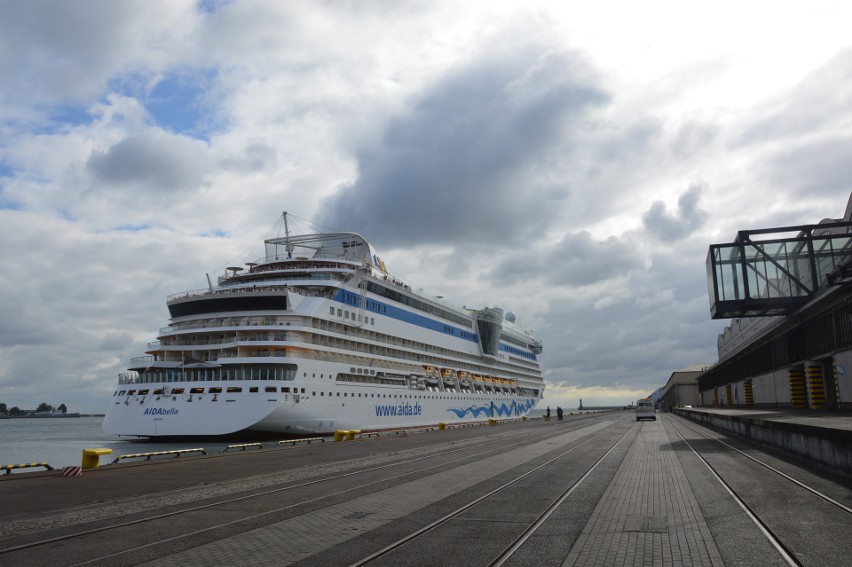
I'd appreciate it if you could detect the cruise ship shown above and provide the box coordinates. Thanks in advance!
[102,214,545,438]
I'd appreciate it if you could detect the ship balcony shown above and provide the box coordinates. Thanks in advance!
[160,317,298,335]
[149,334,289,350]
[216,268,353,286]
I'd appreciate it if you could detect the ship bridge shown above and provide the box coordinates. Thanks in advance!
[706,221,852,319]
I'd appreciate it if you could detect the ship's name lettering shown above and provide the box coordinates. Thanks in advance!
[143,408,179,416]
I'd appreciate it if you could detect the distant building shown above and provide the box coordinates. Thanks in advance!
[659,365,711,410]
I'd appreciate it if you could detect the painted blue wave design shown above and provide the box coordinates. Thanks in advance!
[446,398,538,419]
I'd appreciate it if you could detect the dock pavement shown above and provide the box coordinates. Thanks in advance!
[2,410,851,566]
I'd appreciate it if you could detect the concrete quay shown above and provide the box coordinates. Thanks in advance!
[2,412,851,566]
[675,407,852,474]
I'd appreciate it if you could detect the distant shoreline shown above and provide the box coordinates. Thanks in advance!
[1,414,105,419]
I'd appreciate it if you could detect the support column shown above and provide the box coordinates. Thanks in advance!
[823,358,840,410]
[788,366,807,409]
[713,388,719,407]
[744,381,754,407]
[725,385,733,406]
[806,363,826,410]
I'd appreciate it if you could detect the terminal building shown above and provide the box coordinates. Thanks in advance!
[658,365,711,411]
[700,193,852,410]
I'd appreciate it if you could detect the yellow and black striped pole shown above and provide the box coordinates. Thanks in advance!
[744,381,754,407]
[788,366,806,409]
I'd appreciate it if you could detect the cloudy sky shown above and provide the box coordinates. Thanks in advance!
[2,0,852,414]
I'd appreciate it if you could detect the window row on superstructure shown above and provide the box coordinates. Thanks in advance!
[311,318,541,382]
[128,365,298,384]
[146,312,540,385]
[363,281,471,327]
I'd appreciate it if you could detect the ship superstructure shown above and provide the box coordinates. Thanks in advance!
[103,215,545,437]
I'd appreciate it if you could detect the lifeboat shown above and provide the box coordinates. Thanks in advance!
[441,368,458,388]
[423,366,440,387]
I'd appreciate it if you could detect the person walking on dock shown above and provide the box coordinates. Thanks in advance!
[556,406,563,421]
[545,407,551,421]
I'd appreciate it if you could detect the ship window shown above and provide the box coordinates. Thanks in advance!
[330,307,334,314]
[301,388,305,393]
[227,387,242,393]
[336,392,340,397]
[172,388,185,394]
[118,391,126,396]
[209,387,223,393]
[337,309,342,316]
[153,389,164,395]
[321,392,324,396]
[265,387,276,393]
[312,391,316,396]
[138,389,149,395]
[190,387,204,394]
[249,387,258,393]
[281,387,290,393]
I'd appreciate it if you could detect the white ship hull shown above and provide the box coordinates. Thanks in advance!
[103,221,545,438]
[102,377,539,437]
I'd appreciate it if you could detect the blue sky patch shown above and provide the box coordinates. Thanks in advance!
[145,70,218,138]
[50,105,92,130]
[105,68,220,139]
[0,199,23,211]
[200,229,229,238]
[197,0,231,14]
[0,162,14,179]
[112,224,151,232]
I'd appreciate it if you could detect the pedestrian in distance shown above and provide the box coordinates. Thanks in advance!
[545,406,551,421]
[556,406,563,421]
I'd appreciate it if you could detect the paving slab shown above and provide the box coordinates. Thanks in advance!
[562,420,723,567]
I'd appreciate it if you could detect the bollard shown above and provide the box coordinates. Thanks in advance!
[334,430,349,442]
[488,418,497,426]
[345,429,361,441]
[521,416,527,421]
[82,448,113,469]
[438,422,447,430]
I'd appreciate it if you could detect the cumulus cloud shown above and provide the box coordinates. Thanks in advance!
[319,41,609,249]
[0,1,198,110]
[86,130,211,191]
[491,231,644,287]
[642,183,708,241]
